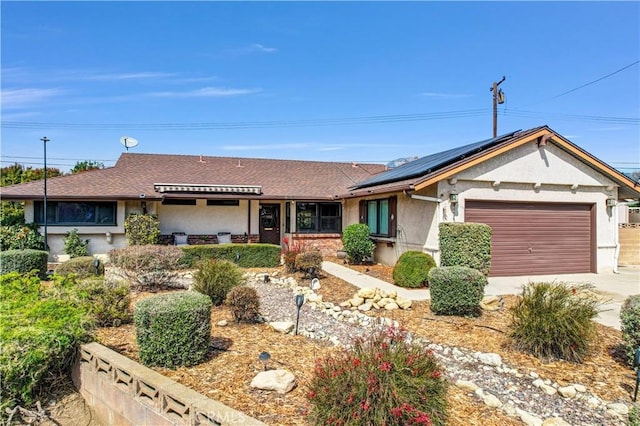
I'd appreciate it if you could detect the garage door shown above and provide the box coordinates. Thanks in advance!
[465,201,594,276]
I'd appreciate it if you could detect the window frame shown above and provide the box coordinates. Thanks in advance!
[34,201,117,226]
[295,202,342,234]
[359,196,397,238]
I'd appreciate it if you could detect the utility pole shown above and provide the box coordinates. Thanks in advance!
[490,76,506,138]
[41,136,49,251]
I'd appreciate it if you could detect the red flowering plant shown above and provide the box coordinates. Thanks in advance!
[307,326,447,426]
[281,237,306,273]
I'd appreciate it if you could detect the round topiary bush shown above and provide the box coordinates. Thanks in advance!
[393,251,436,288]
[428,266,487,317]
[134,291,212,368]
[308,326,448,425]
[55,256,104,278]
[193,259,244,305]
[620,294,640,366]
[342,223,375,264]
[0,249,49,279]
[295,250,323,273]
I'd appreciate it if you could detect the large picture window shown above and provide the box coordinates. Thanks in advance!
[296,202,341,233]
[35,201,116,226]
[359,196,397,237]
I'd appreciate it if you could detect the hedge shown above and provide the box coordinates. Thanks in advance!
[179,243,280,268]
[0,249,49,279]
[428,266,487,316]
[439,222,492,276]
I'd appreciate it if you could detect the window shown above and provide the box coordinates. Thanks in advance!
[162,199,196,205]
[35,201,116,226]
[359,196,397,237]
[296,202,341,233]
[207,199,239,206]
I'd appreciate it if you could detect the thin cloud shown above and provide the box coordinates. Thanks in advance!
[227,43,278,55]
[1,88,64,109]
[221,143,311,151]
[419,92,474,99]
[85,72,176,81]
[149,87,261,98]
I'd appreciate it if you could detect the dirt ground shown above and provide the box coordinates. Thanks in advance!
[21,261,635,425]
[91,263,636,426]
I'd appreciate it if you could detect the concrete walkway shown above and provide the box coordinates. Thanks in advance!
[321,261,640,330]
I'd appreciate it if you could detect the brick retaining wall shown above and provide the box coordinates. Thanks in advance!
[72,342,266,426]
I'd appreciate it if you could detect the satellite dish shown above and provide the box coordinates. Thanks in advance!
[120,136,139,151]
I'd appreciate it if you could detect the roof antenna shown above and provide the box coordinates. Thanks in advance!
[120,136,139,152]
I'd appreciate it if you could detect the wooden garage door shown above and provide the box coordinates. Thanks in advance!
[465,201,594,276]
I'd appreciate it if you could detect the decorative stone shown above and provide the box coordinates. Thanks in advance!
[455,380,478,392]
[572,383,586,393]
[480,295,503,311]
[387,290,397,299]
[606,403,629,416]
[557,386,576,399]
[269,321,294,334]
[395,296,412,309]
[384,301,399,310]
[306,293,323,303]
[477,352,502,367]
[216,319,228,327]
[357,288,376,299]
[542,418,570,426]
[483,393,502,408]
[349,297,364,307]
[586,396,601,409]
[540,384,557,396]
[358,302,373,312]
[516,409,543,426]
[378,297,395,307]
[532,379,544,388]
[250,370,296,394]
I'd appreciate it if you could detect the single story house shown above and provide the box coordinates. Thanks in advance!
[2,125,638,276]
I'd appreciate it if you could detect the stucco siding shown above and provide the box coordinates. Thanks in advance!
[157,199,250,235]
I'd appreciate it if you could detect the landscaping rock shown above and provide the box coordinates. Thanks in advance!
[483,393,502,408]
[541,417,570,426]
[558,386,576,399]
[216,319,228,327]
[517,409,543,426]
[269,321,294,334]
[477,352,502,367]
[455,380,479,392]
[480,295,503,311]
[250,370,296,394]
[605,402,629,416]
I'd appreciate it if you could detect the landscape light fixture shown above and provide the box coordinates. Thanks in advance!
[449,190,459,205]
[93,258,101,276]
[263,274,270,284]
[41,136,50,251]
[258,351,271,371]
[294,294,305,335]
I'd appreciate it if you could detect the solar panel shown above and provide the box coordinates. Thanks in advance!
[351,130,521,189]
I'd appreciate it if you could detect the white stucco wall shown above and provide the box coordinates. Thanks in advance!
[157,199,252,235]
[344,141,621,273]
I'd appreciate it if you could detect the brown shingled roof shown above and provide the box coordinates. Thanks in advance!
[0,154,387,201]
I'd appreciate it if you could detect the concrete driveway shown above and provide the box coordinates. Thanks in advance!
[486,266,640,330]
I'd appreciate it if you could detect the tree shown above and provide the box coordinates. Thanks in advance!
[71,160,104,174]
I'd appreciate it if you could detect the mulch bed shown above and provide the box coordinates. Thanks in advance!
[95,264,635,425]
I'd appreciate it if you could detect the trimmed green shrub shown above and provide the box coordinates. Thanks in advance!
[63,228,89,258]
[342,223,375,264]
[295,250,323,273]
[393,251,436,288]
[428,266,487,316]
[0,273,93,416]
[193,259,245,305]
[308,326,448,426]
[134,291,212,368]
[109,245,185,290]
[124,213,160,245]
[0,249,49,279]
[0,223,45,251]
[508,282,603,363]
[439,222,492,276]
[55,256,104,278]
[180,243,280,268]
[225,286,260,323]
[621,294,640,366]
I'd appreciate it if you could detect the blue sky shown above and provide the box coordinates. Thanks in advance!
[2,1,639,173]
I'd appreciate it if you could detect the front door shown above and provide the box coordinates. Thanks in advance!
[259,204,281,244]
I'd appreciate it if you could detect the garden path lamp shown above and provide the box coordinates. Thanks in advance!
[294,294,305,335]
[259,351,271,371]
[634,346,640,402]
[93,258,101,276]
